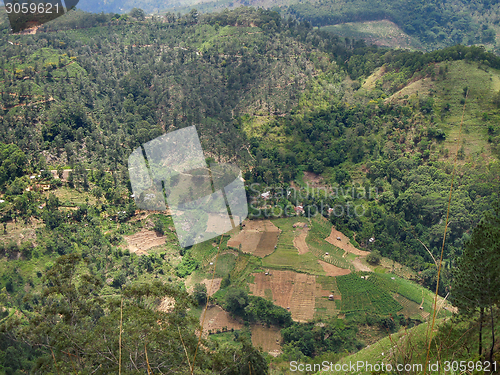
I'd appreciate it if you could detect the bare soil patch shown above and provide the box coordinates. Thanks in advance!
[254,231,279,257]
[325,227,369,256]
[124,228,166,255]
[249,270,316,322]
[303,171,323,185]
[158,297,175,313]
[243,220,280,232]
[201,305,243,333]
[227,230,261,252]
[293,228,309,254]
[201,278,222,296]
[352,257,372,272]
[227,220,280,257]
[251,324,282,354]
[318,260,351,276]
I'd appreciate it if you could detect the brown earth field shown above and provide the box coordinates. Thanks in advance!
[124,228,166,254]
[254,231,280,257]
[243,220,280,232]
[318,260,351,276]
[352,257,372,272]
[251,324,282,355]
[227,219,280,257]
[201,305,243,333]
[325,227,370,256]
[188,278,222,296]
[249,270,317,322]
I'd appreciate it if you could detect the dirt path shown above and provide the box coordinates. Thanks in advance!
[325,227,369,256]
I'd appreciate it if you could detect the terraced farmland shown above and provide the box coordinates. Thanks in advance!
[337,273,403,316]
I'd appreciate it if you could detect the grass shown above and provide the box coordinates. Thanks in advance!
[48,186,97,206]
[306,216,354,271]
[384,60,500,163]
[214,253,237,278]
[335,319,444,372]
[321,20,424,51]
[262,217,323,274]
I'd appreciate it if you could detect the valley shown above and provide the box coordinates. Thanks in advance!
[0,6,499,374]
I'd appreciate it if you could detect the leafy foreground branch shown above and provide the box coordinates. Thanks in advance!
[0,253,268,374]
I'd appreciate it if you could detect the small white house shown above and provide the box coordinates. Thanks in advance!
[261,191,270,199]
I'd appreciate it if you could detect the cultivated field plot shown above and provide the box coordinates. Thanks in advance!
[325,227,369,256]
[254,231,280,257]
[314,275,342,319]
[124,228,166,254]
[393,293,430,320]
[249,270,317,322]
[337,273,403,316]
[227,220,280,257]
[318,260,351,276]
[367,273,453,317]
[198,278,222,296]
[262,218,323,274]
[251,324,282,355]
[305,217,353,271]
[201,305,243,333]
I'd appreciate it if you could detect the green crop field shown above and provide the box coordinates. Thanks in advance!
[261,218,323,274]
[337,273,403,315]
[368,272,453,316]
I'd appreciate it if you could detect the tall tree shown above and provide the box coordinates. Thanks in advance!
[452,200,500,361]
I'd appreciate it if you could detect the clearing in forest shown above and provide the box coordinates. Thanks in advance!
[201,305,243,333]
[124,228,166,254]
[251,324,282,355]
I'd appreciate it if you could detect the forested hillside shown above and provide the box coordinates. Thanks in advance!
[50,0,500,54]
[0,6,499,374]
[285,0,500,51]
